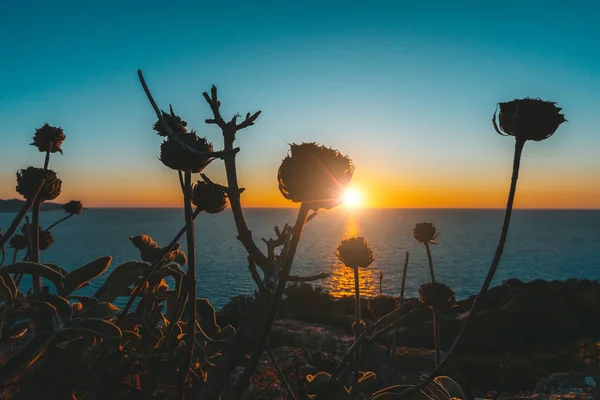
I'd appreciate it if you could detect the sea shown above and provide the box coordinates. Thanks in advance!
[2,208,599,310]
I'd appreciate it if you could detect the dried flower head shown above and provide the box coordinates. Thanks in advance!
[31,123,66,154]
[336,236,375,269]
[129,234,182,264]
[493,98,566,141]
[16,167,62,202]
[9,234,28,251]
[63,200,83,215]
[278,143,354,210]
[191,181,228,214]
[418,282,456,308]
[159,133,213,173]
[21,224,54,251]
[413,222,438,244]
[153,107,188,137]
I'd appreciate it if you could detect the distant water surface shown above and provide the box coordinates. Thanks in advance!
[2,208,599,309]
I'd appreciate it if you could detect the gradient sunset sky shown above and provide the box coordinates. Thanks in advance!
[1,1,598,208]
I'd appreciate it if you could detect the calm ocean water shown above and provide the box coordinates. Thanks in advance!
[2,208,599,309]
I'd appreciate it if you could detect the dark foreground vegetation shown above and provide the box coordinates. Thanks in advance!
[0,70,582,399]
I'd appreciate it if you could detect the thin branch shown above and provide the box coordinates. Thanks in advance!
[329,305,416,384]
[201,85,270,276]
[0,182,45,248]
[267,341,297,400]
[247,256,267,294]
[287,273,330,282]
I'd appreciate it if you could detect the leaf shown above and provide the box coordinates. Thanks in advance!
[0,332,54,378]
[61,256,112,296]
[71,318,122,339]
[355,371,377,393]
[147,353,182,379]
[429,376,465,400]
[163,250,187,266]
[44,263,68,277]
[0,262,64,291]
[129,235,162,262]
[80,302,120,319]
[27,293,72,323]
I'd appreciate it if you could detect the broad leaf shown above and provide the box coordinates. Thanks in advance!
[61,256,112,296]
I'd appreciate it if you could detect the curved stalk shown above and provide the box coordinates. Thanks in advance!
[178,169,197,400]
[424,242,435,282]
[229,203,310,399]
[398,137,526,398]
[46,213,74,231]
[352,265,361,399]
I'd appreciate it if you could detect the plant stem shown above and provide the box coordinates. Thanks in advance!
[267,341,296,400]
[0,184,44,248]
[387,251,409,384]
[424,242,435,282]
[12,249,18,264]
[424,242,440,366]
[46,213,74,231]
[352,265,361,399]
[398,138,526,398]
[230,203,310,400]
[178,169,197,400]
[30,200,42,292]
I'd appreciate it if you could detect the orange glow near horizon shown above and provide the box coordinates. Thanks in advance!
[2,163,600,209]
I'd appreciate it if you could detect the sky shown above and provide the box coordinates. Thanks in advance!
[0,0,599,209]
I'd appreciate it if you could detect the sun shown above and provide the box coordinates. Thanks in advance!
[342,188,363,208]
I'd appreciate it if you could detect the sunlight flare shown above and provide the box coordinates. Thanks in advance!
[343,188,363,208]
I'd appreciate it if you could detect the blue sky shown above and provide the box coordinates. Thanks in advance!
[1,0,599,208]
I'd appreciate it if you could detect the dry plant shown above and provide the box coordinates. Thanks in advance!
[0,71,566,400]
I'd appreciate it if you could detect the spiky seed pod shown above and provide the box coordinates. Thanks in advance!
[16,167,62,202]
[153,108,188,137]
[159,132,213,173]
[21,224,54,251]
[9,234,28,250]
[63,200,83,215]
[191,181,228,214]
[336,236,375,269]
[278,143,354,210]
[418,282,456,308]
[493,98,566,141]
[31,123,66,154]
[413,222,438,244]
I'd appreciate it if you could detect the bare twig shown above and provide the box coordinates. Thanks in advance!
[287,273,330,282]
[201,85,270,277]
[247,256,267,294]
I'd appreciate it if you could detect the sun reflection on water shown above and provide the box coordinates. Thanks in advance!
[325,212,379,298]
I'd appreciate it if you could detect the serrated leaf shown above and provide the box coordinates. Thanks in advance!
[72,318,122,339]
[0,262,63,291]
[80,302,120,319]
[0,332,54,378]
[61,256,112,296]
[27,293,72,323]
